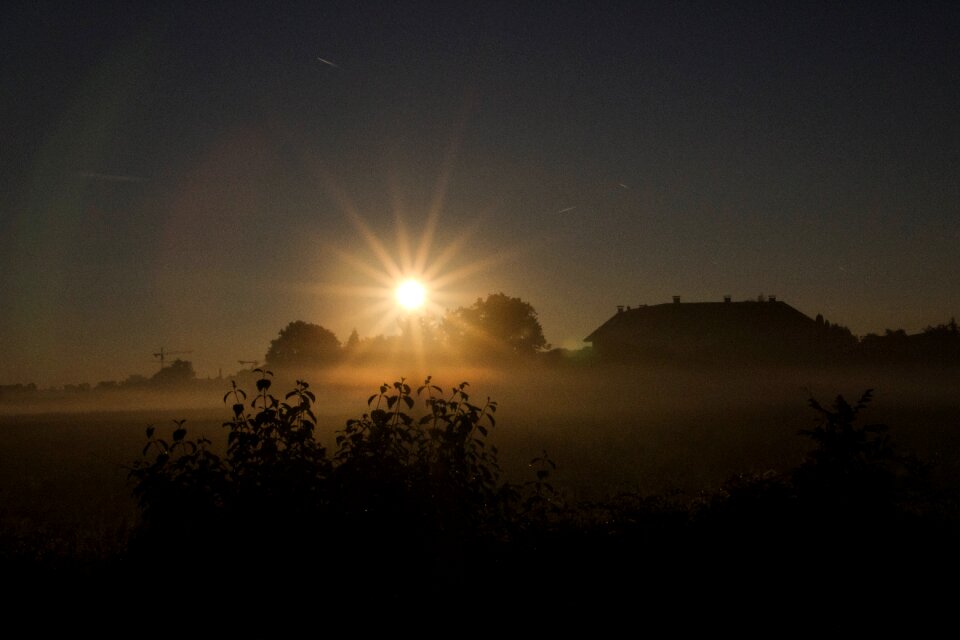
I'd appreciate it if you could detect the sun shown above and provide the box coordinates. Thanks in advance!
[315,167,516,354]
[396,279,427,311]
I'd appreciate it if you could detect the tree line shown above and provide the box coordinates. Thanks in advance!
[264,292,548,370]
[3,299,958,397]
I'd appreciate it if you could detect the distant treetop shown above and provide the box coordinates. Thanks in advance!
[444,292,548,356]
[265,321,341,369]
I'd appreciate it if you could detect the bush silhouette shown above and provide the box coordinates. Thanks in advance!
[697,388,939,580]
[128,377,949,599]
[128,371,539,592]
[795,390,919,507]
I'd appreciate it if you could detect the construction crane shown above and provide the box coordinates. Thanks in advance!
[153,347,193,370]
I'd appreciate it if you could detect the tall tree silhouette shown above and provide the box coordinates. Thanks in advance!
[265,321,341,369]
[345,328,360,350]
[444,293,547,356]
[151,359,196,386]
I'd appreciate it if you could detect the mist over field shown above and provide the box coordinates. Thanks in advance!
[3,360,958,552]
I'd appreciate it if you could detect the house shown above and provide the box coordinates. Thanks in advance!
[584,296,838,363]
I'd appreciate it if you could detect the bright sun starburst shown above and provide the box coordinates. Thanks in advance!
[324,202,501,338]
[395,279,426,311]
[313,165,520,366]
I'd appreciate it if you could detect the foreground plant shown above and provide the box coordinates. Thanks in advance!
[128,371,561,586]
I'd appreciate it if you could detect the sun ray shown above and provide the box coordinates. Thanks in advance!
[389,172,415,274]
[315,130,529,368]
[327,246,397,288]
[415,182,444,276]
[429,250,513,290]
[344,209,403,281]
[415,123,461,276]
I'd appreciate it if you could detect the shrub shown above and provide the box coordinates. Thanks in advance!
[128,377,946,598]
[793,389,923,518]
[128,371,538,591]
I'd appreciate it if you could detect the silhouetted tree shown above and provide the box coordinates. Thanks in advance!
[152,359,196,386]
[0,383,38,399]
[444,292,548,356]
[265,321,341,369]
[911,318,960,365]
[922,317,959,337]
[345,328,360,350]
[824,320,856,350]
[398,315,444,350]
[122,374,150,388]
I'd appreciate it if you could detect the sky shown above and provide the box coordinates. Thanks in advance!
[2,0,959,386]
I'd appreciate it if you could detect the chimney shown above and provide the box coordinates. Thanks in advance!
[617,305,624,314]
[768,295,777,302]
[672,296,680,304]
[723,295,731,303]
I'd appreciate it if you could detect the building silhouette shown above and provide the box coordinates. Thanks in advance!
[584,296,849,363]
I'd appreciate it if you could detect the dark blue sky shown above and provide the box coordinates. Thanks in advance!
[2,1,959,384]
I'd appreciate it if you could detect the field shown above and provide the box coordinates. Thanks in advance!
[3,361,959,574]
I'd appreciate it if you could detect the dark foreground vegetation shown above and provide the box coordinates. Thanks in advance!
[5,369,956,611]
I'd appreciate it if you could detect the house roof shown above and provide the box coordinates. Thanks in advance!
[584,299,816,344]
